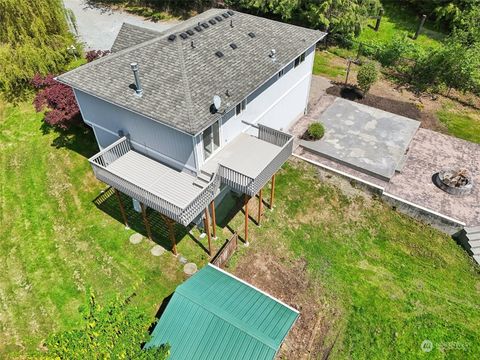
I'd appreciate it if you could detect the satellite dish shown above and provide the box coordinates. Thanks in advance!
[213,95,222,111]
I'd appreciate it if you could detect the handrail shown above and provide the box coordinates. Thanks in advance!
[258,124,292,147]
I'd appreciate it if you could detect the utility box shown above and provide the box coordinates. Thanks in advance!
[132,198,142,213]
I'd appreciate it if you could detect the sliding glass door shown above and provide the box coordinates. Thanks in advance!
[203,121,220,161]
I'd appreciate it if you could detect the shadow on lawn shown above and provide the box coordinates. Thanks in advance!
[92,187,190,253]
[41,122,99,159]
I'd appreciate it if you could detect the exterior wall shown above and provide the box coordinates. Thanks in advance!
[74,89,197,173]
[196,44,316,166]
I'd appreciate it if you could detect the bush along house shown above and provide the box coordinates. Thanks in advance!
[57,9,326,254]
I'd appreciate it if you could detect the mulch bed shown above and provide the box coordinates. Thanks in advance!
[326,85,422,120]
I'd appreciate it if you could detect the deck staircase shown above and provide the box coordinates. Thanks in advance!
[193,170,214,189]
[465,226,480,264]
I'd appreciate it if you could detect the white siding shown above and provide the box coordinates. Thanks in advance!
[75,90,196,172]
[221,45,315,141]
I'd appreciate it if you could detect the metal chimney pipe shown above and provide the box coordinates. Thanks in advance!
[130,62,143,97]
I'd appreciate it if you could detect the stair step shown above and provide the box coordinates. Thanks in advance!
[473,255,480,265]
[465,225,480,234]
[472,247,480,256]
[466,232,480,242]
[468,239,480,249]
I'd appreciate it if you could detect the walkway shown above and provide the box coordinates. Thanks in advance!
[63,0,177,49]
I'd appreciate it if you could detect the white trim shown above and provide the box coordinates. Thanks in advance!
[207,263,300,314]
[382,192,466,226]
[293,154,386,191]
[88,122,197,174]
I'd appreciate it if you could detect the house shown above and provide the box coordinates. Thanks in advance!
[145,263,299,359]
[57,9,326,253]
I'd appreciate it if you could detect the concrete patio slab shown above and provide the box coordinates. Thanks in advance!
[300,98,420,180]
[385,129,480,226]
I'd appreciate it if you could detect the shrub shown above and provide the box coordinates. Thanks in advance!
[32,74,80,130]
[377,35,415,67]
[41,289,170,359]
[85,49,111,63]
[307,122,325,140]
[357,62,378,95]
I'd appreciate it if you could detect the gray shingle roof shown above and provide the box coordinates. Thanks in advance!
[111,23,162,53]
[58,9,325,135]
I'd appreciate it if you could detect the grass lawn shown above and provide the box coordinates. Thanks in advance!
[358,3,444,51]
[313,50,346,79]
[0,101,209,358]
[437,103,480,144]
[224,160,480,359]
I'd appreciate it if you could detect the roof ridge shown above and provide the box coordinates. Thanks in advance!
[120,22,165,35]
[176,268,280,351]
[175,36,196,134]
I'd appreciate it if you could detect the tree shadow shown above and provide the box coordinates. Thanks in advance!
[93,187,190,252]
[41,122,99,159]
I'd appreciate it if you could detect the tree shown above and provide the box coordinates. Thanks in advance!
[32,74,81,130]
[40,290,170,359]
[357,62,378,95]
[0,0,77,98]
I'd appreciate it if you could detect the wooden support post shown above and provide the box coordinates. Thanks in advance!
[166,217,178,256]
[204,208,212,256]
[374,9,383,32]
[413,14,427,40]
[140,203,153,241]
[244,194,250,245]
[210,200,217,239]
[258,188,263,225]
[345,58,352,86]
[114,188,129,229]
[269,174,276,210]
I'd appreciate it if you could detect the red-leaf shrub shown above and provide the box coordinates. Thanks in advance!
[32,74,80,130]
[85,50,111,63]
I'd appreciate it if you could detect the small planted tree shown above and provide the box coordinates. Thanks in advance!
[357,61,378,96]
[32,74,80,130]
[41,289,170,359]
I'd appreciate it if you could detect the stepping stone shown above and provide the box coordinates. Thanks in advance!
[150,245,166,256]
[129,233,143,244]
[183,263,197,276]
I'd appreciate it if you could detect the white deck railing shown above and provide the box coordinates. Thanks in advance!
[88,137,220,226]
[88,125,292,225]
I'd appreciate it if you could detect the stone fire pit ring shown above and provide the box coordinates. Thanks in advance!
[434,168,474,196]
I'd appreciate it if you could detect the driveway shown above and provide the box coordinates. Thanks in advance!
[63,0,178,50]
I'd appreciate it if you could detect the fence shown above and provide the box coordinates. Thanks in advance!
[211,233,238,268]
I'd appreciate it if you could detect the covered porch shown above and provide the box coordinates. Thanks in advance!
[88,124,293,256]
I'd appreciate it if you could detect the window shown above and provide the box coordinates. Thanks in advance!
[235,99,246,116]
[278,69,285,78]
[294,52,306,68]
[203,121,220,161]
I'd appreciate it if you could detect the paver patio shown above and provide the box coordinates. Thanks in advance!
[385,129,480,226]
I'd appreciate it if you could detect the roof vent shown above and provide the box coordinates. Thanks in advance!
[201,22,209,29]
[186,29,195,36]
[230,19,234,28]
[248,32,256,38]
[230,43,237,50]
[209,19,216,25]
[215,16,223,22]
[130,62,143,97]
[222,13,229,18]
[168,34,176,42]
[269,49,276,60]
[227,10,234,16]
[215,51,224,58]
[179,33,188,40]
[194,25,202,32]
[191,41,196,49]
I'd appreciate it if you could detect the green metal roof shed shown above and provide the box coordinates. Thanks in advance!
[146,263,299,360]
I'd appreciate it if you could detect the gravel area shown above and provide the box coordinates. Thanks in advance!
[63,0,178,50]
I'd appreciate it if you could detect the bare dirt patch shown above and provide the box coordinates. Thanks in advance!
[233,251,338,359]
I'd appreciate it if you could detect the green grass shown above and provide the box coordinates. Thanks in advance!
[313,50,346,79]
[437,104,480,144]
[227,160,480,359]
[0,101,210,357]
[358,3,444,52]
